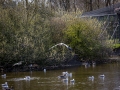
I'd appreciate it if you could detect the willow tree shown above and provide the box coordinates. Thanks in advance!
[0,0,54,66]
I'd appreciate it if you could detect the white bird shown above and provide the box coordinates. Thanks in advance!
[13,61,23,66]
[88,76,94,81]
[62,72,66,76]
[24,76,30,80]
[1,74,6,78]
[58,71,68,79]
[68,73,72,77]
[70,79,75,83]
[49,43,72,50]
[44,69,46,73]
[65,71,68,76]
[60,71,72,78]
[89,76,94,79]
[99,74,105,77]
[2,82,9,88]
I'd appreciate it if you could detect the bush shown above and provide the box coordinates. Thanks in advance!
[61,12,111,60]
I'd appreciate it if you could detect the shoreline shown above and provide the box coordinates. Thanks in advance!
[1,55,120,73]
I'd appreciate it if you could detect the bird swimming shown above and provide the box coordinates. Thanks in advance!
[99,74,105,77]
[88,76,94,79]
[88,76,94,81]
[70,79,75,83]
[24,76,30,80]
[2,82,9,90]
[2,82,14,90]
[44,69,46,73]
[1,74,6,78]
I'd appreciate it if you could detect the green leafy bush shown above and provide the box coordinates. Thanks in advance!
[61,13,111,60]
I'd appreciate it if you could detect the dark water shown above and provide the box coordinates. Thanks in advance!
[1,62,120,90]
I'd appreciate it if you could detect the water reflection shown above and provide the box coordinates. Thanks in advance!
[1,63,120,90]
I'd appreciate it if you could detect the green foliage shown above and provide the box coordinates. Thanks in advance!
[0,2,54,66]
[113,43,120,49]
[0,1,113,67]
[63,13,111,60]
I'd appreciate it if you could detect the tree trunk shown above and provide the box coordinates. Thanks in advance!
[89,0,93,11]
[105,0,111,6]
[97,0,100,9]
[73,0,76,12]
[0,0,5,6]
[65,0,70,11]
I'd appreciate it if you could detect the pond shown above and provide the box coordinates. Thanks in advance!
[1,62,120,90]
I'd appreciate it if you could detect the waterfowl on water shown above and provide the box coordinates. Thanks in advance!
[70,79,75,83]
[24,76,30,80]
[62,71,72,77]
[88,76,94,79]
[1,74,6,78]
[43,69,46,73]
[1,82,13,90]
[58,71,68,79]
[2,82,8,88]
[62,72,67,76]
[88,76,94,81]
[99,74,105,77]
